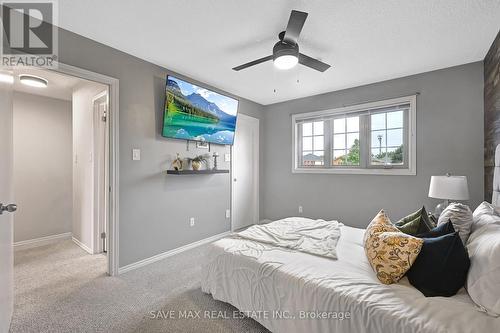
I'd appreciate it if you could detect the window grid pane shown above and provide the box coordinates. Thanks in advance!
[370,111,405,166]
[332,116,360,166]
[301,121,325,167]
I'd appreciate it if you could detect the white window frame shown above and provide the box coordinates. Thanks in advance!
[292,95,417,175]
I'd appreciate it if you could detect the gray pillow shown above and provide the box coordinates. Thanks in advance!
[437,203,473,244]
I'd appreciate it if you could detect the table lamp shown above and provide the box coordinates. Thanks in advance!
[428,174,469,218]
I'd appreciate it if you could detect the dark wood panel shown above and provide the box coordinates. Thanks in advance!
[484,30,500,200]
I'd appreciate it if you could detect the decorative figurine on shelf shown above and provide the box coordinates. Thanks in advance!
[212,152,219,170]
[188,154,210,171]
[171,153,183,171]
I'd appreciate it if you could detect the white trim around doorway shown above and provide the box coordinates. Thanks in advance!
[49,62,120,276]
[92,90,110,255]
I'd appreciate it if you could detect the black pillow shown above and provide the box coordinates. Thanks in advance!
[407,231,470,297]
[416,220,455,238]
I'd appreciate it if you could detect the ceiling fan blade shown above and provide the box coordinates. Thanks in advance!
[283,10,308,45]
[232,55,273,71]
[299,53,331,72]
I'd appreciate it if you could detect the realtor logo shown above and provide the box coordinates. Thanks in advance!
[1,0,58,67]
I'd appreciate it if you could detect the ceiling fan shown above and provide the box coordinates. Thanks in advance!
[232,10,331,72]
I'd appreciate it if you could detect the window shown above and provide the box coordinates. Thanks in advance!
[370,110,405,166]
[333,116,359,166]
[300,121,324,166]
[293,95,416,175]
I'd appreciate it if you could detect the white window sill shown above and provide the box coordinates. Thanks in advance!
[292,167,416,176]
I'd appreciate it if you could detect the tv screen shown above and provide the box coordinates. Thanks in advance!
[162,75,239,145]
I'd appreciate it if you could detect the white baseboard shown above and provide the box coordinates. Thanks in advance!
[72,236,93,254]
[14,232,72,251]
[259,219,272,224]
[118,231,231,274]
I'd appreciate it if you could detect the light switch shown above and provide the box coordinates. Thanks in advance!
[224,153,231,162]
[132,149,141,161]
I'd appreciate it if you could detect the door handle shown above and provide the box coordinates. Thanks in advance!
[0,203,17,215]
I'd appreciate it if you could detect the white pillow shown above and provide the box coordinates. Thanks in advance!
[438,203,473,244]
[472,201,500,233]
[466,221,500,317]
[473,201,496,217]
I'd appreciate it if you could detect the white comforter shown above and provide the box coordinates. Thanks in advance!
[236,217,342,259]
[201,219,500,333]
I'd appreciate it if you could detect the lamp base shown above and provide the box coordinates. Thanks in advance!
[434,200,449,219]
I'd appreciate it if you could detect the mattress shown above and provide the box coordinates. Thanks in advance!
[201,224,500,333]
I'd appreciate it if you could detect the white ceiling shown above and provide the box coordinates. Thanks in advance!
[13,67,81,101]
[57,0,500,105]
[12,67,106,101]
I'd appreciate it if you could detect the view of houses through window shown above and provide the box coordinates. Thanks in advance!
[370,111,404,165]
[302,121,325,166]
[296,98,412,173]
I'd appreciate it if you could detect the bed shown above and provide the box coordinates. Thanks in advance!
[201,145,500,333]
[202,223,499,333]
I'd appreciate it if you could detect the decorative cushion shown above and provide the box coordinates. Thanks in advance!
[407,231,470,297]
[466,211,500,316]
[417,220,455,238]
[473,201,496,218]
[364,210,424,284]
[395,206,434,236]
[437,203,473,244]
[472,201,500,233]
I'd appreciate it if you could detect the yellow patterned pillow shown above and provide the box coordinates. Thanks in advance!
[364,210,424,284]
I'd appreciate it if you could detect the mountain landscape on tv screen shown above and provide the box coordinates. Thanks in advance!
[162,77,238,145]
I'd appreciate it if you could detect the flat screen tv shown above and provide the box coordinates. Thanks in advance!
[162,75,239,145]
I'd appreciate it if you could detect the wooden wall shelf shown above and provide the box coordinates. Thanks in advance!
[166,170,229,175]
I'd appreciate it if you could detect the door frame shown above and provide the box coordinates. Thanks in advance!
[50,62,120,276]
[0,72,14,333]
[92,90,109,255]
[231,113,259,231]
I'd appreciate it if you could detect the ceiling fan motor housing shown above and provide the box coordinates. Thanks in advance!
[232,12,330,72]
[273,41,299,61]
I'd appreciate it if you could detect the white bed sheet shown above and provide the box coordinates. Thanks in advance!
[201,224,500,333]
[236,217,342,259]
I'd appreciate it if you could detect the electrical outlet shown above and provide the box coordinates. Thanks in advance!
[298,206,303,213]
[190,217,195,227]
[225,209,231,218]
[224,153,231,162]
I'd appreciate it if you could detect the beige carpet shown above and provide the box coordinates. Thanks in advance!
[10,240,269,333]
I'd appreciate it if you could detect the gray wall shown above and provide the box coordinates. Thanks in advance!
[53,25,482,266]
[13,92,73,242]
[261,63,484,227]
[56,29,264,267]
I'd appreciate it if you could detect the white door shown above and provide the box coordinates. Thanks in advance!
[232,114,259,231]
[0,72,15,332]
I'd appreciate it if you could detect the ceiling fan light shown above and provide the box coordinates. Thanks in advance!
[19,74,48,88]
[274,55,298,70]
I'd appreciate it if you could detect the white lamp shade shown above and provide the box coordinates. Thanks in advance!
[428,175,469,200]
